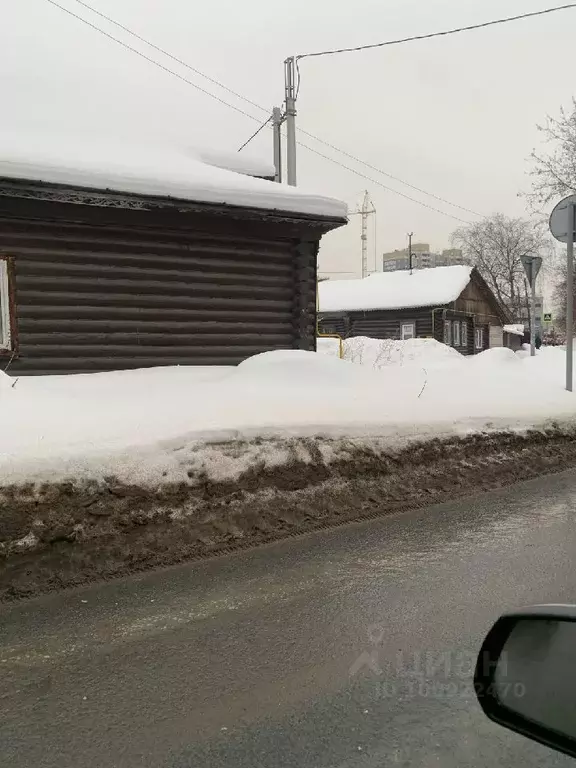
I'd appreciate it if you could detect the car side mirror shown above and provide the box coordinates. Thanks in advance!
[475,605,576,759]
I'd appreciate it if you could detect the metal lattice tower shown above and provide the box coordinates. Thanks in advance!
[359,191,376,278]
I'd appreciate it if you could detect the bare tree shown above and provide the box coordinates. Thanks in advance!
[451,214,547,320]
[526,99,576,214]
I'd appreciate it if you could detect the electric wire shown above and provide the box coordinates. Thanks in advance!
[295,3,576,59]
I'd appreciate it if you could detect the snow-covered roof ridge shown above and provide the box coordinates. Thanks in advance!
[0,133,347,220]
[193,147,274,179]
[319,265,473,313]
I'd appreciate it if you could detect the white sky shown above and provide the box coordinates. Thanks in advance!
[3,0,575,279]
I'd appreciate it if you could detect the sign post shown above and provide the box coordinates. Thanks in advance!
[549,195,576,392]
[568,220,574,392]
[521,255,542,357]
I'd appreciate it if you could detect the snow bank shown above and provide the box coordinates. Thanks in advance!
[318,265,472,312]
[316,337,341,357]
[1,345,576,487]
[0,133,346,219]
[237,349,384,386]
[469,347,520,366]
[341,337,463,369]
[0,370,12,391]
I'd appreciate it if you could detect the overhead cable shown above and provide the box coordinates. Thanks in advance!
[44,0,263,123]
[60,0,481,215]
[296,3,576,60]
[44,0,478,222]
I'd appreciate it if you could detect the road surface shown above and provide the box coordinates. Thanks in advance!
[2,470,576,767]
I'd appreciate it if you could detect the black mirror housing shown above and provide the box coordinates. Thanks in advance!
[475,605,576,759]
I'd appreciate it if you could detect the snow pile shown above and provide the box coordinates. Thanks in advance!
[316,337,341,357]
[342,337,463,369]
[0,132,346,219]
[318,265,472,312]
[0,370,12,392]
[469,347,520,367]
[1,346,576,486]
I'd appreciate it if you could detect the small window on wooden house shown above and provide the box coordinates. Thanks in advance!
[475,328,483,350]
[444,320,451,345]
[461,321,468,348]
[0,259,11,350]
[452,321,461,347]
[401,322,415,340]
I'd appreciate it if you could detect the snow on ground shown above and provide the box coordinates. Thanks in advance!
[0,132,346,219]
[1,342,576,487]
[318,265,472,312]
[316,336,464,368]
[341,337,463,369]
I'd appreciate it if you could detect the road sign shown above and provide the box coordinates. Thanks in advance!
[549,194,576,391]
[544,312,553,323]
[521,255,542,286]
[520,255,543,358]
[550,194,576,243]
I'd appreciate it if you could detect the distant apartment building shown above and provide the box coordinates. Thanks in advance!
[381,243,464,272]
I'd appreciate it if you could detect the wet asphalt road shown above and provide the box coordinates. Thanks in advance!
[2,471,576,768]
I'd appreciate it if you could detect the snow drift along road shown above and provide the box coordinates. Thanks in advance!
[0,342,575,487]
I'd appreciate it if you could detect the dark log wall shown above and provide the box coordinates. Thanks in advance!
[319,307,434,340]
[432,309,475,355]
[455,279,504,327]
[0,193,332,374]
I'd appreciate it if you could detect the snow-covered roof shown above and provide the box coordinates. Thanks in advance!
[0,133,346,219]
[503,324,525,336]
[319,265,473,313]
[193,148,275,179]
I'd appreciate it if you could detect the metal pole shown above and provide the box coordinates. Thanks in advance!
[408,232,413,274]
[272,107,282,183]
[361,191,368,278]
[530,266,536,357]
[567,203,575,391]
[284,57,297,186]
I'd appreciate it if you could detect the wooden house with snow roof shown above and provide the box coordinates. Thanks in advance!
[318,265,514,355]
[0,137,346,374]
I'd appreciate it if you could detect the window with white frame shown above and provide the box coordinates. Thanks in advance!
[401,322,415,340]
[452,320,461,347]
[461,321,468,348]
[0,259,11,350]
[475,327,483,350]
[444,320,451,345]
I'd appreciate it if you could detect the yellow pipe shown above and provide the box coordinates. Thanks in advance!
[317,331,344,359]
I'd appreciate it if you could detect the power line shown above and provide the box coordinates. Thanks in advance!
[43,0,263,124]
[67,0,269,116]
[296,3,576,59]
[44,0,476,222]
[296,128,482,216]
[295,138,471,223]
[58,0,479,216]
[237,117,271,152]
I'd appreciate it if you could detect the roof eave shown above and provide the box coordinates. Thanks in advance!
[0,176,348,232]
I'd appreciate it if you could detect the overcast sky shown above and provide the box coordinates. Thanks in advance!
[3,0,575,278]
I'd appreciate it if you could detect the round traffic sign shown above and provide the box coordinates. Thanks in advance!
[549,194,576,243]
